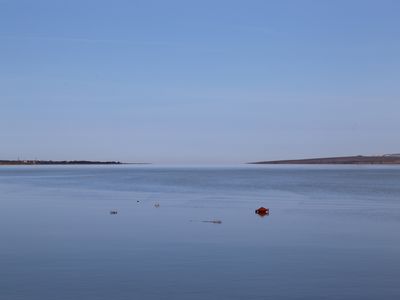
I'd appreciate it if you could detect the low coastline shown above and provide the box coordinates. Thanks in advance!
[0,160,123,166]
[249,155,400,165]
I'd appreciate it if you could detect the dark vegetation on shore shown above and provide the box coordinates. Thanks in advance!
[250,155,400,165]
[0,160,123,165]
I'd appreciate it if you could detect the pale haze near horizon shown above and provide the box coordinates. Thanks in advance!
[1,0,399,164]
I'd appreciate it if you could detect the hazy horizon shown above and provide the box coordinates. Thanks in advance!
[1,0,399,164]
[2,152,399,165]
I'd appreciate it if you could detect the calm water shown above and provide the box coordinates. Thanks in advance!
[1,165,400,300]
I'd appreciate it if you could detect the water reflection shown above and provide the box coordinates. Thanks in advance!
[1,165,400,300]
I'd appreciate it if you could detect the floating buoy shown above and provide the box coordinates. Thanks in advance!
[255,207,269,216]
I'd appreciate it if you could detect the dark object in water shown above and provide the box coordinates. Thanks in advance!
[110,210,118,215]
[154,203,160,208]
[255,207,269,216]
[202,220,222,224]
[189,220,222,224]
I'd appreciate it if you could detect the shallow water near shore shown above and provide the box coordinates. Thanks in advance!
[1,165,400,300]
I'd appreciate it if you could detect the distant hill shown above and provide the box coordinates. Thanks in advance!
[249,155,400,165]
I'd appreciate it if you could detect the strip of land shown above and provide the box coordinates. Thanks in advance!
[250,155,400,165]
[0,160,123,165]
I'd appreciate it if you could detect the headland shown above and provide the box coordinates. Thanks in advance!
[249,154,400,165]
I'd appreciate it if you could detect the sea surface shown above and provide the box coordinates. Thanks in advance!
[0,165,399,300]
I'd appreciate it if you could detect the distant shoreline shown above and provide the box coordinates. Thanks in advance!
[0,160,132,166]
[249,155,400,165]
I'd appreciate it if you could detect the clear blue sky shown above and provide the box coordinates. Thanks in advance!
[1,0,399,163]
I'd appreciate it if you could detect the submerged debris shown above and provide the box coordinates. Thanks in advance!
[201,220,222,224]
[255,207,269,217]
[189,219,222,224]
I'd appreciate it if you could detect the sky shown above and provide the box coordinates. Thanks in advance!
[1,0,399,164]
